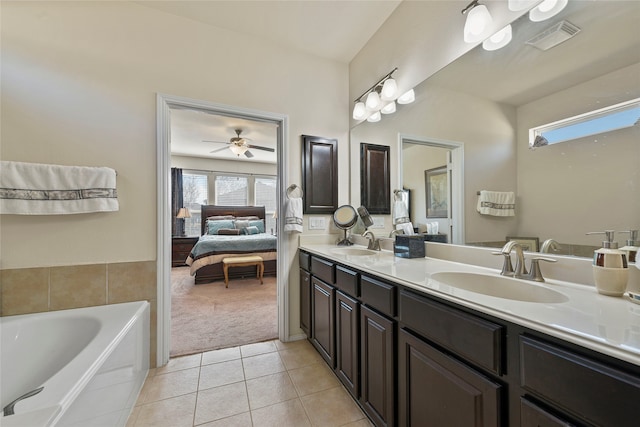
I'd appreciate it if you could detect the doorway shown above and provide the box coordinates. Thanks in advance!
[157,94,289,367]
[399,134,464,244]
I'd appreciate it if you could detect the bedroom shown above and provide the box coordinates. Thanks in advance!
[170,107,279,356]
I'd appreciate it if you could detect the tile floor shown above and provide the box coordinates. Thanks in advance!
[127,339,373,427]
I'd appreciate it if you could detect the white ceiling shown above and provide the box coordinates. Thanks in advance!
[144,0,402,162]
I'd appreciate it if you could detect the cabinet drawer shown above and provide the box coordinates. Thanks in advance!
[360,275,396,317]
[299,251,311,272]
[520,336,640,427]
[399,290,504,375]
[520,398,573,427]
[311,256,335,284]
[335,266,359,297]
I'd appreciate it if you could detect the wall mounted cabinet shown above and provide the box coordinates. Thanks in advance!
[302,135,338,214]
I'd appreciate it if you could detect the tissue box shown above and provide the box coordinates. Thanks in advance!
[394,235,425,258]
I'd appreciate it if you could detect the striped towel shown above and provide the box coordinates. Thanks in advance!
[476,190,515,217]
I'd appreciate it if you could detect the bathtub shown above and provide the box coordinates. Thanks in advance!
[1,301,149,427]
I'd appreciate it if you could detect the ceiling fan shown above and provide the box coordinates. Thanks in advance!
[203,129,275,158]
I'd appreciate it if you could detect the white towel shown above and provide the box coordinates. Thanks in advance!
[476,190,515,217]
[392,200,410,225]
[0,161,118,215]
[284,197,303,233]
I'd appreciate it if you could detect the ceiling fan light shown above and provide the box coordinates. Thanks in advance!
[463,4,493,43]
[229,145,247,156]
[353,101,367,120]
[381,78,398,101]
[483,24,512,51]
[381,101,396,114]
[365,91,382,110]
[529,0,567,22]
[397,89,415,104]
[367,111,382,122]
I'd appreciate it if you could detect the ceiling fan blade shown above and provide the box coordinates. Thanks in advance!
[203,140,229,145]
[244,150,254,158]
[246,144,275,152]
[209,146,229,153]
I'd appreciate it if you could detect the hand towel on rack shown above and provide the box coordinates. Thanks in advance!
[0,161,119,215]
[284,197,303,233]
[476,190,515,216]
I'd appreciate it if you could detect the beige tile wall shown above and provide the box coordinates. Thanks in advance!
[0,260,157,367]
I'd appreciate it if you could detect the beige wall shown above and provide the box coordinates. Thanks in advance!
[1,2,349,341]
[516,63,640,246]
[171,155,277,176]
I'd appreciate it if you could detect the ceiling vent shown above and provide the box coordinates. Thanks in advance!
[526,20,581,51]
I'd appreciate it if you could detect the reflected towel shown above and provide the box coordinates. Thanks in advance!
[392,200,410,225]
[284,197,303,233]
[476,190,515,216]
[0,161,118,215]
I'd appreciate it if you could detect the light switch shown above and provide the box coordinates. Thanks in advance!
[309,216,326,230]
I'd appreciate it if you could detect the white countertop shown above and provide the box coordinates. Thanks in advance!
[299,242,640,367]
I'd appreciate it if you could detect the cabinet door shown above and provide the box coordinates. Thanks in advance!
[398,329,502,427]
[361,305,395,427]
[520,398,575,427]
[300,269,311,337]
[302,135,338,214]
[336,291,360,399]
[311,277,335,367]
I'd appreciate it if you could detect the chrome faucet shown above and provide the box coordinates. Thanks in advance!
[389,229,402,238]
[363,230,381,251]
[500,241,528,278]
[541,239,561,253]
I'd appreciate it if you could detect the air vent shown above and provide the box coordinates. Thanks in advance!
[525,20,581,51]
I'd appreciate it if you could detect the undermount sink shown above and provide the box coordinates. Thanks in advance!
[430,272,569,303]
[330,247,378,257]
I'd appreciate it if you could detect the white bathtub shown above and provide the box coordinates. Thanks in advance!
[1,301,149,427]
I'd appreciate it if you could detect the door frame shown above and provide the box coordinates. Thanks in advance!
[398,134,464,245]
[156,93,289,367]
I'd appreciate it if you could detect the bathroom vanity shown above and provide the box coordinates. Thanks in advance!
[298,243,640,427]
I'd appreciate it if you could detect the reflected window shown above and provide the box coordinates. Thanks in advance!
[529,98,640,147]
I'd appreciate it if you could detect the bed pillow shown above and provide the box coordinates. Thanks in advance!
[217,228,241,235]
[244,226,260,235]
[233,220,250,233]
[207,219,235,235]
[235,216,260,221]
[248,219,265,234]
[206,215,235,221]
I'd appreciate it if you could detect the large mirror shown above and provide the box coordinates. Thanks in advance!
[350,0,640,257]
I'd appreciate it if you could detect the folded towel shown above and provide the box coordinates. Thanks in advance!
[392,200,410,225]
[284,197,303,233]
[0,161,118,215]
[476,190,515,217]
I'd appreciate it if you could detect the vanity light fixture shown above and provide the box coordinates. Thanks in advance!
[482,24,513,51]
[352,67,415,122]
[529,0,568,22]
[461,0,493,43]
[508,0,539,12]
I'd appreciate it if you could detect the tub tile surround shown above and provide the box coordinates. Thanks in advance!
[127,339,373,427]
[0,260,158,366]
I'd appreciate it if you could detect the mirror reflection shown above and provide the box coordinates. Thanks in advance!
[350,0,640,257]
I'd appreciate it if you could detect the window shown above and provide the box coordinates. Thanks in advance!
[182,173,208,236]
[530,98,640,147]
[215,175,248,205]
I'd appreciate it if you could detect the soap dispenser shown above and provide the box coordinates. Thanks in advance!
[619,229,639,264]
[586,230,628,296]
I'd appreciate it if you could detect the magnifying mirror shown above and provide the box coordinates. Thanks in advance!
[333,205,358,246]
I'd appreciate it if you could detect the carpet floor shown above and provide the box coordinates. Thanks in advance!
[170,267,278,357]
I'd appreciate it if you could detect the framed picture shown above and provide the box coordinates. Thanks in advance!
[425,166,447,218]
[506,236,539,252]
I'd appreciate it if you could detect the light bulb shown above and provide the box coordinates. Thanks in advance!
[381,78,398,101]
[367,111,381,122]
[529,0,567,22]
[397,89,415,104]
[508,0,537,12]
[482,24,512,51]
[381,101,396,114]
[365,91,382,110]
[352,102,367,120]
[463,4,493,43]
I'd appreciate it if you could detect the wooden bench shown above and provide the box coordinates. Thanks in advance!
[222,255,264,288]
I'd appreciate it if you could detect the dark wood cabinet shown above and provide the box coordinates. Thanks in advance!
[335,290,360,399]
[361,305,395,427]
[171,236,198,267]
[398,328,502,427]
[311,277,335,367]
[302,135,338,214]
[300,269,311,337]
[520,398,574,427]
[360,143,391,214]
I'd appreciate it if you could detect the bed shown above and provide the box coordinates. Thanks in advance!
[185,205,277,284]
